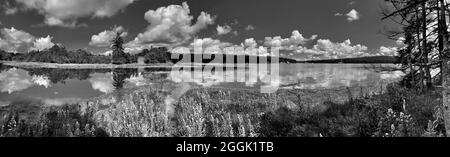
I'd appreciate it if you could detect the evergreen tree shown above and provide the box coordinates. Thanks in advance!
[111,32,129,64]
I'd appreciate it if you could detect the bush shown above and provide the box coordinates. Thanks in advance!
[257,83,442,137]
[0,104,108,137]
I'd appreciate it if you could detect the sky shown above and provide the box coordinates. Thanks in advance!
[0,0,403,60]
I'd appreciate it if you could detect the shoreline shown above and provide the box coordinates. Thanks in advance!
[0,61,175,69]
[0,60,396,70]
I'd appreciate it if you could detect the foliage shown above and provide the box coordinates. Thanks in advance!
[383,0,449,90]
[135,47,172,64]
[0,45,111,64]
[258,83,443,137]
[422,105,446,137]
[0,82,443,137]
[0,104,108,137]
[374,109,419,137]
[0,43,172,65]
[111,32,130,64]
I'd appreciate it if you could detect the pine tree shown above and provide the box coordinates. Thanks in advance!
[111,32,129,64]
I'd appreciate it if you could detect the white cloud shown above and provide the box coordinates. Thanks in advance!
[0,27,35,53]
[172,38,232,54]
[396,37,406,47]
[216,25,232,35]
[174,29,378,59]
[13,0,137,27]
[89,26,127,47]
[346,9,360,21]
[33,35,55,51]
[191,38,232,49]
[169,29,394,60]
[335,9,361,22]
[312,39,367,58]
[292,39,369,59]
[128,2,215,49]
[244,38,257,48]
[245,25,256,31]
[264,30,317,50]
[377,46,398,56]
[0,27,57,53]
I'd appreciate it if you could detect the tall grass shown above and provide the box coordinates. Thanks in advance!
[0,83,444,137]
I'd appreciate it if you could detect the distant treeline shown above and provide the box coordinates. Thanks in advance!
[0,45,398,65]
[0,45,111,64]
[0,44,298,65]
[0,44,173,64]
[300,56,400,64]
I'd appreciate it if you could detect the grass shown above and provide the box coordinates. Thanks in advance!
[0,104,108,137]
[0,82,444,137]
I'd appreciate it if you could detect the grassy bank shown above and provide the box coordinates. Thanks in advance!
[0,83,444,137]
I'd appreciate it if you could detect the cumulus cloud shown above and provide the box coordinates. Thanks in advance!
[335,9,360,22]
[128,2,215,49]
[169,38,233,54]
[292,39,369,60]
[0,27,35,53]
[33,35,55,51]
[175,29,382,59]
[89,26,127,47]
[216,25,232,35]
[244,38,258,48]
[0,27,56,53]
[377,46,398,56]
[264,30,317,50]
[346,9,360,21]
[12,0,137,27]
[191,38,232,49]
[245,25,256,31]
[175,37,266,55]
[311,39,367,58]
[172,29,394,60]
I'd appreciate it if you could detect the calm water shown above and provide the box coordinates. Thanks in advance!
[0,64,403,106]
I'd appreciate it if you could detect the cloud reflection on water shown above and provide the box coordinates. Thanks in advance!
[166,64,404,90]
[0,64,404,108]
[0,68,51,94]
[89,72,114,94]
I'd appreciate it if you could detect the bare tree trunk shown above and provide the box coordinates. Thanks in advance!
[438,1,444,83]
[443,60,450,136]
[439,0,450,137]
[415,8,424,90]
[422,2,432,89]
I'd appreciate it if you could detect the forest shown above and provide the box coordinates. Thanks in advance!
[0,44,172,65]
